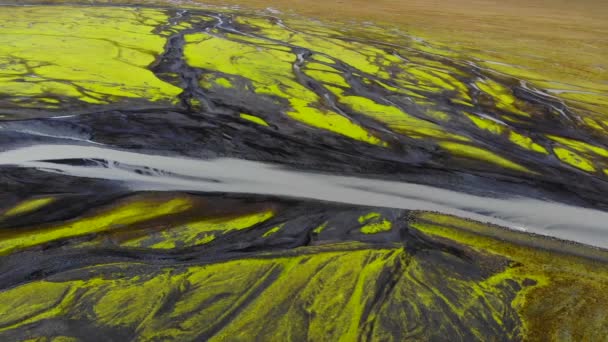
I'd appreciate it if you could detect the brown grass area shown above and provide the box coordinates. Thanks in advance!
[200,0,608,87]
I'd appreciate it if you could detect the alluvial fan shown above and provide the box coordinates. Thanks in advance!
[1,4,608,341]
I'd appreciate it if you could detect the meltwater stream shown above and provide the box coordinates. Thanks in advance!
[2,143,608,249]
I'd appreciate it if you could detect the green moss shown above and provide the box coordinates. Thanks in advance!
[358,212,381,223]
[0,281,71,328]
[0,6,182,107]
[439,141,533,173]
[466,113,547,154]
[312,54,336,64]
[240,113,270,127]
[358,212,392,234]
[548,135,608,158]
[405,65,471,101]
[51,337,79,342]
[206,247,401,341]
[426,109,451,121]
[553,147,596,172]
[304,69,350,88]
[215,77,233,88]
[329,86,468,141]
[2,196,55,217]
[360,220,392,234]
[475,79,530,117]
[94,272,171,327]
[263,225,284,238]
[124,210,275,249]
[183,34,384,146]
[312,222,328,234]
[200,74,235,89]
[0,197,193,255]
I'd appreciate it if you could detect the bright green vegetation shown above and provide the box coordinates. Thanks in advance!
[552,147,596,172]
[0,196,193,255]
[360,220,392,234]
[122,210,275,249]
[358,212,392,234]
[547,135,608,173]
[240,113,269,126]
[0,6,182,108]
[0,193,278,254]
[326,85,470,142]
[312,221,328,234]
[466,113,548,154]
[263,224,283,237]
[548,135,608,158]
[475,79,530,117]
[1,197,55,217]
[184,33,384,145]
[439,142,534,173]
